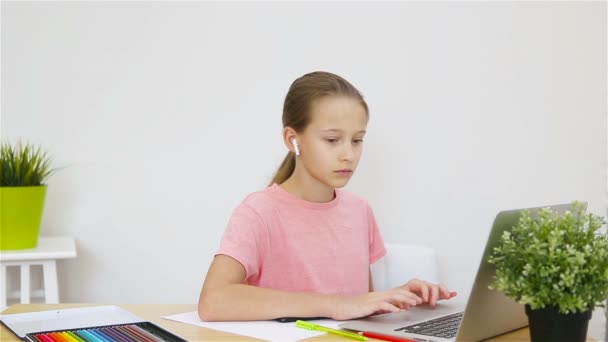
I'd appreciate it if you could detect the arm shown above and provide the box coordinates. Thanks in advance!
[369,270,374,292]
[198,254,337,321]
[198,255,422,322]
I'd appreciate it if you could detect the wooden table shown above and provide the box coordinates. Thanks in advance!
[0,304,596,341]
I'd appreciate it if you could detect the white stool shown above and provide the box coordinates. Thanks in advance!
[0,236,76,310]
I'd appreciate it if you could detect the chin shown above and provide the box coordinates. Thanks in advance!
[313,173,353,190]
[326,178,351,189]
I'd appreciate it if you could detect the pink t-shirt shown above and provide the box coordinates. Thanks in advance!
[216,183,386,295]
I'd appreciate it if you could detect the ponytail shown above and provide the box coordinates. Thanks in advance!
[269,152,296,186]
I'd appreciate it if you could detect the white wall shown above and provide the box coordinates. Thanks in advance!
[2,2,606,304]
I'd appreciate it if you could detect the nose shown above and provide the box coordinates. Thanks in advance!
[340,142,355,162]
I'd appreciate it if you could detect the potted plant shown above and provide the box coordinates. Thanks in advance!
[488,201,608,342]
[0,140,55,250]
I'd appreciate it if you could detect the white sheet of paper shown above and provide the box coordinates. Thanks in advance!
[162,311,344,342]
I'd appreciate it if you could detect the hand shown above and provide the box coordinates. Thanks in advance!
[330,288,423,320]
[400,278,457,307]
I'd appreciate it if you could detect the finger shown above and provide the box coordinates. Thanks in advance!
[430,286,439,306]
[385,294,404,309]
[395,301,413,311]
[391,296,407,310]
[377,301,401,313]
[401,278,421,290]
[391,293,418,307]
[421,284,430,302]
[373,308,396,316]
[398,290,422,304]
[407,280,429,302]
[393,301,410,310]
[450,291,458,298]
[438,285,451,299]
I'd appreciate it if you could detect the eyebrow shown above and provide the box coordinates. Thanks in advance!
[321,129,367,134]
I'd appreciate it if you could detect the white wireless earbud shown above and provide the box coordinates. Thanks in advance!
[291,138,300,156]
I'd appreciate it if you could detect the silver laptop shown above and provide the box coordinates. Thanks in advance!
[339,203,573,342]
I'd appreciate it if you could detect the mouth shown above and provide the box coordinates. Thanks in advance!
[334,169,353,176]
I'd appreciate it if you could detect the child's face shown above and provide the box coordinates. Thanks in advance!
[299,96,368,189]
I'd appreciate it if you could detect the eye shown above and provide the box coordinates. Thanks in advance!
[325,138,339,144]
[353,139,364,144]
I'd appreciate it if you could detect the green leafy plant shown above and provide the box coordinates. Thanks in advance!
[488,201,608,314]
[0,141,55,186]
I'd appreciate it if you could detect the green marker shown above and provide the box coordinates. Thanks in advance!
[295,320,367,341]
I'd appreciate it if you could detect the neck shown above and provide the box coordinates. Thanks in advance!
[280,168,335,203]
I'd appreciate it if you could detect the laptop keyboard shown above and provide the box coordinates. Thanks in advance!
[394,312,463,339]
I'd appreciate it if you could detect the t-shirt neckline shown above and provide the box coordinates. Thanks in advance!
[268,183,340,210]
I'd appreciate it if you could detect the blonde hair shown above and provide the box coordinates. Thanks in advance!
[269,71,369,186]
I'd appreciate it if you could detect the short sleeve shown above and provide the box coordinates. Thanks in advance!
[216,202,268,281]
[366,203,387,264]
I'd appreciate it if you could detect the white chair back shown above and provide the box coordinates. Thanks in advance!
[370,243,440,291]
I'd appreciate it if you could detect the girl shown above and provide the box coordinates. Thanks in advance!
[198,71,456,322]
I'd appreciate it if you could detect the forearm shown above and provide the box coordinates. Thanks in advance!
[198,283,338,321]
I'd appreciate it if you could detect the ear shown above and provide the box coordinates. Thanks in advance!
[283,127,299,155]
